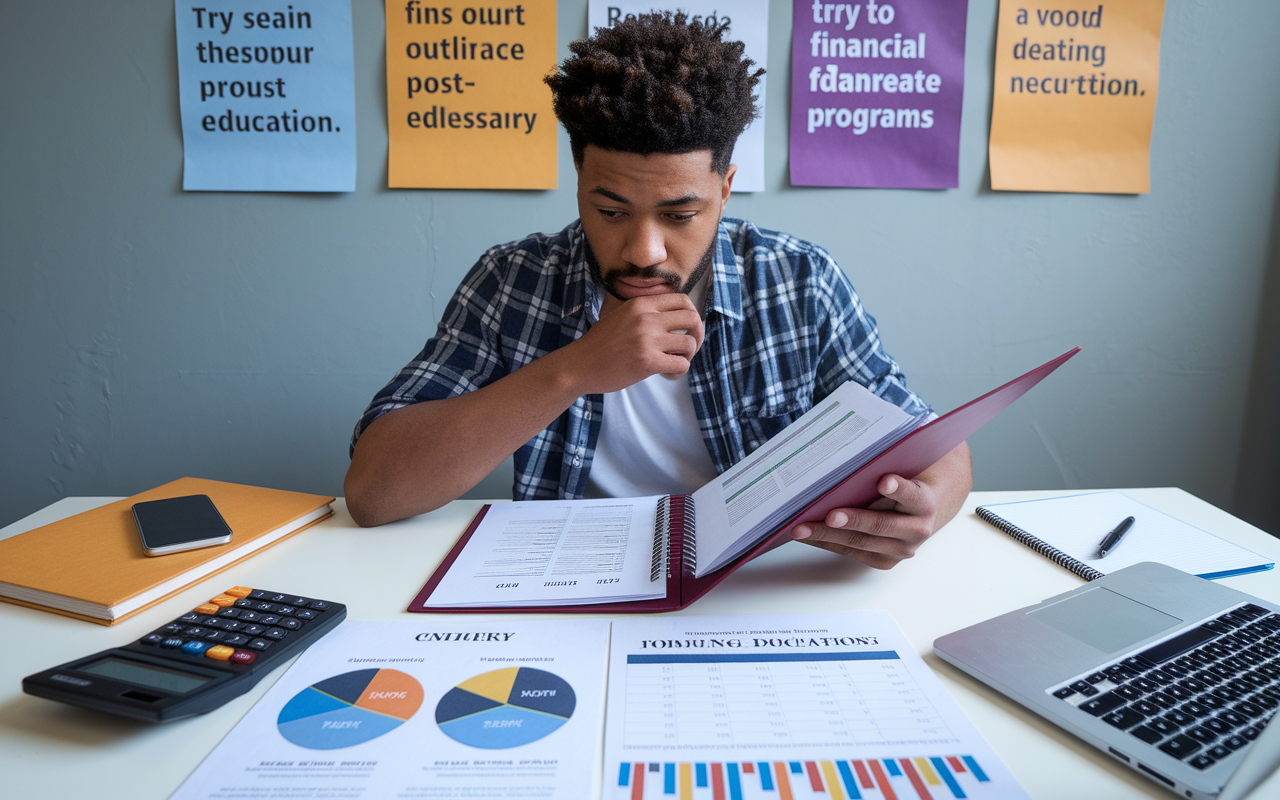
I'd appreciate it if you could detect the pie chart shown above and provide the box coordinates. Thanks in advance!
[277,668,423,749]
[435,667,576,749]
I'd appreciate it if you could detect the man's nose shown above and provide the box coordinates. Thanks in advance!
[620,218,667,268]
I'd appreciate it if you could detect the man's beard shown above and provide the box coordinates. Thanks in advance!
[584,230,717,303]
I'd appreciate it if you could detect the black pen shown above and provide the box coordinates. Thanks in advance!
[1097,516,1136,558]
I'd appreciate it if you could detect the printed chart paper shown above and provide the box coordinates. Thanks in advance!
[604,612,1028,799]
[692,380,922,576]
[386,0,557,188]
[170,619,609,799]
[989,1,1166,193]
[790,0,969,188]
[426,496,666,607]
[587,2,770,192]
[175,0,356,191]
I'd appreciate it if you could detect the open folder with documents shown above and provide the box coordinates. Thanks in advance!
[410,348,1080,613]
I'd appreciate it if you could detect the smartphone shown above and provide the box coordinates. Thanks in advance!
[132,495,233,556]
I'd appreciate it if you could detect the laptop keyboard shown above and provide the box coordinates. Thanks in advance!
[1050,603,1280,771]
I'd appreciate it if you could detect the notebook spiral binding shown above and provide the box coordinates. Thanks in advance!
[651,497,670,582]
[672,496,697,577]
[976,506,1105,581]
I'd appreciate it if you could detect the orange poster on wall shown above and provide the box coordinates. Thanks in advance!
[989,1,1166,193]
[386,1,557,189]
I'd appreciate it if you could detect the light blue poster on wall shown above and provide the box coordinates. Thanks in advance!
[174,0,356,191]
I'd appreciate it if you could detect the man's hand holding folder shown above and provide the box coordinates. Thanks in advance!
[790,443,972,569]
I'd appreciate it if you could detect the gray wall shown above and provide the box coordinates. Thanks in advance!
[1235,166,1280,535]
[4,1,1279,534]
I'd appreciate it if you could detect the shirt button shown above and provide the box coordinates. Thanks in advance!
[584,411,592,420]
[573,457,582,467]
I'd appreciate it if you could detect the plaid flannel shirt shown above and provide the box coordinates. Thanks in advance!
[351,217,931,500]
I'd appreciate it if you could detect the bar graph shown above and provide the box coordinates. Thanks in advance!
[605,614,1029,800]
[613,755,993,799]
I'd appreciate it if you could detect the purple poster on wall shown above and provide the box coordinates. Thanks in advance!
[790,0,969,188]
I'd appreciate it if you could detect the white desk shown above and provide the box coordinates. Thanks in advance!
[1,489,1278,799]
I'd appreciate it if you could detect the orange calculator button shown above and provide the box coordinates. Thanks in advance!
[205,645,235,661]
[209,595,237,607]
[225,586,252,598]
[195,603,220,614]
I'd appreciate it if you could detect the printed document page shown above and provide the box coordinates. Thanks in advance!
[426,497,666,607]
[170,619,610,800]
[603,612,1028,800]
[693,382,921,576]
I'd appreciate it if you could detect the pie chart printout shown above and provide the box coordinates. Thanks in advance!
[277,669,423,749]
[435,667,576,749]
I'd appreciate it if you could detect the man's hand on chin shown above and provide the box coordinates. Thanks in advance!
[566,293,704,392]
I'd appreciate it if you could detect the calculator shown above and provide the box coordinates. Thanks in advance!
[23,586,346,722]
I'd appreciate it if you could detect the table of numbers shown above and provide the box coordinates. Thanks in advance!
[622,652,955,749]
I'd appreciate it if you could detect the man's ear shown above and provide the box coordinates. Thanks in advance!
[721,164,736,207]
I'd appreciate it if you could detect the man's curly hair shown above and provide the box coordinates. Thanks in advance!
[545,12,764,174]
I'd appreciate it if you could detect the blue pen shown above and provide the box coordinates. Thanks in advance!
[1097,516,1136,558]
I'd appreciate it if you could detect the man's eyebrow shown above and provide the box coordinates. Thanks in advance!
[588,188,704,208]
[656,193,703,208]
[589,187,630,204]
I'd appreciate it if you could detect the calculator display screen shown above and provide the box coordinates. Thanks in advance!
[80,657,213,694]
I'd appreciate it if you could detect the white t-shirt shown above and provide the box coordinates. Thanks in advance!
[583,277,720,498]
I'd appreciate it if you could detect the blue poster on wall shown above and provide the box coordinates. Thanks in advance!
[174,0,356,192]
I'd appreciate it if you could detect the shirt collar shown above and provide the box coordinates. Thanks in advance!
[707,219,744,322]
[562,221,591,323]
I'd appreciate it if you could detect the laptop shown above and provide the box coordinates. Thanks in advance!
[934,562,1280,799]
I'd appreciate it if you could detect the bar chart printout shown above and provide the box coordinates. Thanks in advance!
[603,612,1028,800]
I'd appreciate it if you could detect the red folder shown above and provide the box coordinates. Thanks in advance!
[409,347,1081,614]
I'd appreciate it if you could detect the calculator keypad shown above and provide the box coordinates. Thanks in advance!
[24,582,348,724]
[136,586,339,669]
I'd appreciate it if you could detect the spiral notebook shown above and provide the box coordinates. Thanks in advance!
[976,491,1273,581]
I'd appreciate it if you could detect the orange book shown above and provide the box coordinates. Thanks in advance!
[0,478,333,625]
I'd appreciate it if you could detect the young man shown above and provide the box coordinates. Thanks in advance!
[345,13,971,570]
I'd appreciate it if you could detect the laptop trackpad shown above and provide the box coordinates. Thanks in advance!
[1027,587,1182,654]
